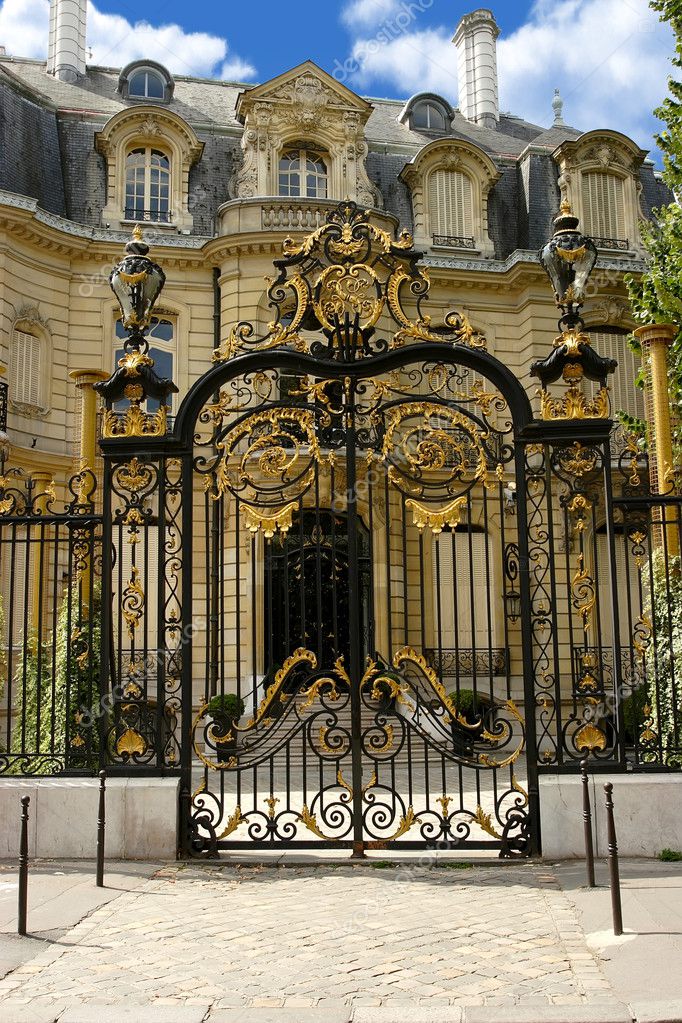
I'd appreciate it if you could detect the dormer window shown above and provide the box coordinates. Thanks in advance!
[413,102,448,133]
[118,61,174,103]
[399,93,454,135]
[129,69,165,100]
[553,130,647,256]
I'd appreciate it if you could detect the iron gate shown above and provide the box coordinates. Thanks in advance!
[4,203,682,858]
[171,204,538,857]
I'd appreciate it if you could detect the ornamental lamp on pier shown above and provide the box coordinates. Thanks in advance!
[95,226,177,439]
[532,202,615,421]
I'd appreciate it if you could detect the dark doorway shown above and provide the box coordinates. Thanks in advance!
[265,509,372,674]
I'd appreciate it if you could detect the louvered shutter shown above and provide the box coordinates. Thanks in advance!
[428,170,474,238]
[10,330,42,408]
[433,531,491,649]
[581,173,626,241]
[590,331,643,418]
[596,534,639,645]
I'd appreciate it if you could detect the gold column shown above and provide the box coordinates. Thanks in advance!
[69,369,108,602]
[69,369,109,475]
[633,323,679,557]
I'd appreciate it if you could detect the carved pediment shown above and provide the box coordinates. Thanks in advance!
[236,61,372,127]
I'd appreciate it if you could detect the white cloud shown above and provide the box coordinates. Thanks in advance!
[339,0,674,153]
[341,0,402,30]
[0,0,256,80]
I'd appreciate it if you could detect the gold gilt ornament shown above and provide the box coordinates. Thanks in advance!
[102,404,168,439]
[212,201,488,362]
[242,501,297,538]
[405,496,467,534]
[540,385,610,421]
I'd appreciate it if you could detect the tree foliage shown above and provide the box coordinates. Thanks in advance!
[626,0,682,442]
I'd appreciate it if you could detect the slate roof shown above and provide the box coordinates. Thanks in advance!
[0,55,668,256]
[0,56,583,154]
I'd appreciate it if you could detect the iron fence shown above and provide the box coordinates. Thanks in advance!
[0,467,103,775]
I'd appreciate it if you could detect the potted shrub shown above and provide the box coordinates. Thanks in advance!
[206,692,245,762]
[448,688,493,757]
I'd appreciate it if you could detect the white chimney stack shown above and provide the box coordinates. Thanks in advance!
[453,8,500,129]
[47,0,87,82]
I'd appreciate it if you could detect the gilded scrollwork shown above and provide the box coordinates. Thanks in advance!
[212,201,488,362]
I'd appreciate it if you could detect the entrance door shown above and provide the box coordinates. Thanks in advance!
[265,510,372,674]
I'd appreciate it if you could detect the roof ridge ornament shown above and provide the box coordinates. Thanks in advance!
[213,201,487,363]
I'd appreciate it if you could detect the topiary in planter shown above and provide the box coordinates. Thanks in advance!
[206,692,245,761]
[447,688,493,757]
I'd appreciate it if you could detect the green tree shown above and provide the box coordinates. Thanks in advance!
[626,0,682,448]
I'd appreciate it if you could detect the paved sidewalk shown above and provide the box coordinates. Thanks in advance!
[0,857,679,1022]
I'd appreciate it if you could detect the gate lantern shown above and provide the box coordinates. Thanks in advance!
[539,201,598,330]
[532,205,616,422]
[95,226,177,438]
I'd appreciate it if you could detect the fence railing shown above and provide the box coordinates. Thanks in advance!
[0,467,102,776]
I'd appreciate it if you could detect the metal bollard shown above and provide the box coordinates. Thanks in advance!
[96,770,106,888]
[604,782,623,936]
[18,795,30,936]
[580,759,596,888]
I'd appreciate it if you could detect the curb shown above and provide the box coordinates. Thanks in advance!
[3,999,682,1023]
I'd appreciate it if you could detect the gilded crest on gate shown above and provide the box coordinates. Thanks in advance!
[213,202,487,362]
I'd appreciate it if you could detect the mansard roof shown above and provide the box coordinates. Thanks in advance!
[0,55,587,158]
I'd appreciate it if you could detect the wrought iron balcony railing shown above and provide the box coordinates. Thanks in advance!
[432,234,476,249]
[426,647,508,678]
[123,208,172,224]
[591,236,629,251]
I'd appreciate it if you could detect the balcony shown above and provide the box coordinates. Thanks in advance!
[426,648,508,678]
[0,378,7,434]
[123,208,173,225]
[432,234,476,250]
[591,236,629,251]
[217,198,401,240]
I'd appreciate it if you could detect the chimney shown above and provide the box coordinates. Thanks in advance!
[47,0,87,82]
[453,9,500,129]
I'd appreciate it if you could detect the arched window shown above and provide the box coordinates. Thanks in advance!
[125,148,171,223]
[413,101,448,132]
[278,146,328,199]
[118,61,173,103]
[10,326,45,412]
[128,69,165,100]
[114,316,175,413]
[581,172,627,245]
[428,169,474,245]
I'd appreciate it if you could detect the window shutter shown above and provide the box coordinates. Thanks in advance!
[10,330,43,408]
[581,173,625,240]
[596,534,638,645]
[428,170,474,238]
[589,331,643,418]
[433,532,492,649]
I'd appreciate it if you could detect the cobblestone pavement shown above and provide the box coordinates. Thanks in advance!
[0,862,616,1012]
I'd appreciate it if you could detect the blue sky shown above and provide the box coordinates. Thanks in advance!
[0,0,675,158]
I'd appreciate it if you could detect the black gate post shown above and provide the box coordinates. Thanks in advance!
[515,437,542,856]
[345,376,366,860]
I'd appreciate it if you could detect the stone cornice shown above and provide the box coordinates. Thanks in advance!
[0,190,647,278]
